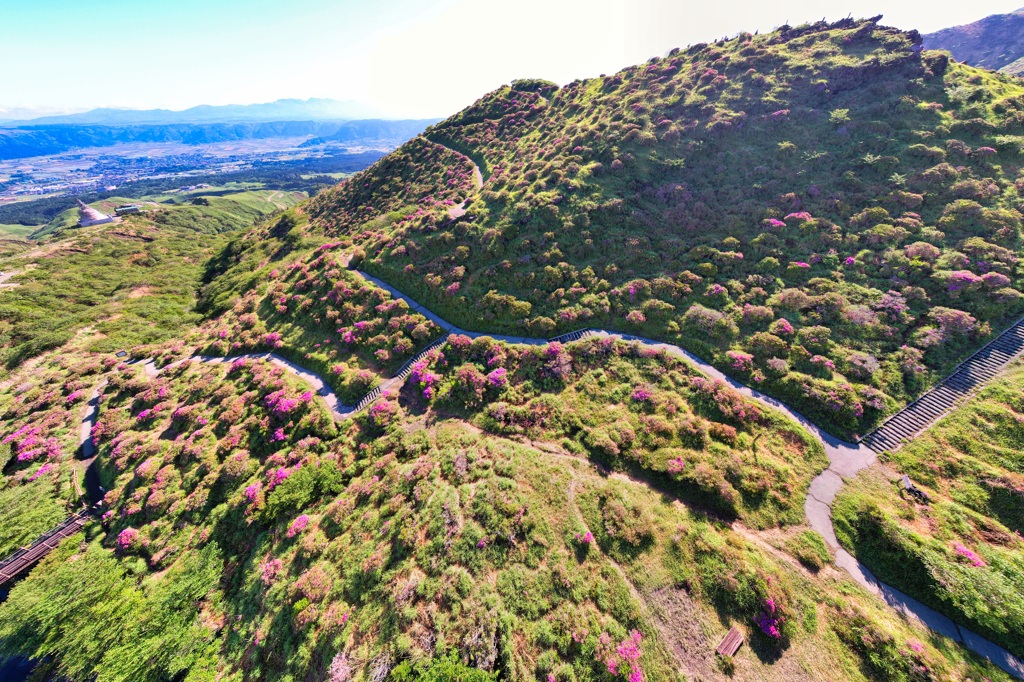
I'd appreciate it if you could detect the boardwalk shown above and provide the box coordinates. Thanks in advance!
[0,513,89,587]
[862,316,1024,453]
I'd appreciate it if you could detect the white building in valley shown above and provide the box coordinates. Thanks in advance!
[77,200,118,227]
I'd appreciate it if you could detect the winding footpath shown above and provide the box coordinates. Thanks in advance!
[175,260,1024,676]
[3,146,1023,676]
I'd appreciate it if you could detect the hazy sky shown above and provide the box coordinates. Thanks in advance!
[0,0,1020,119]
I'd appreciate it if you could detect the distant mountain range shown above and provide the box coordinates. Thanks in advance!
[923,7,1024,74]
[0,119,439,161]
[0,98,383,127]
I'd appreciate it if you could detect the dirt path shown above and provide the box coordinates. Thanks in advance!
[265,191,286,210]
[93,254,1023,677]
[439,141,483,220]
[0,267,27,289]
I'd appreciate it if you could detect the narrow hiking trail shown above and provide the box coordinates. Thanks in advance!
[440,138,484,220]
[5,141,1023,674]
[122,261,1024,675]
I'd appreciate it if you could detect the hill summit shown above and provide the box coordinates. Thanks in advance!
[924,7,1024,74]
[307,16,1024,439]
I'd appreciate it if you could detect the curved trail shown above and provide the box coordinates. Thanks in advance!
[126,261,1024,675]
[2,144,1015,673]
[413,144,1024,677]
[438,136,484,220]
[13,145,1016,675]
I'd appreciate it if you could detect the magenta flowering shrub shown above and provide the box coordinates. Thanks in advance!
[953,542,986,568]
[206,249,443,404]
[630,386,654,402]
[117,527,140,552]
[595,630,645,682]
[368,399,398,427]
[485,367,507,388]
[27,463,55,482]
[575,530,595,545]
[624,310,646,325]
[726,350,754,372]
[286,514,310,538]
[754,596,785,639]
[260,557,283,585]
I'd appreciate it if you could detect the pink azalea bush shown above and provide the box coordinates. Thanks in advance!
[117,527,140,551]
[287,514,310,538]
[754,596,784,639]
[953,542,986,567]
[597,630,645,681]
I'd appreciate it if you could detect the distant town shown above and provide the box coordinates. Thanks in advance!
[0,138,353,205]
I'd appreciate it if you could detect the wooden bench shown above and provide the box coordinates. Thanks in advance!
[716,626,744,658]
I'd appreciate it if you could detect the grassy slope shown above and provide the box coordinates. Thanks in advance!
[308,18,1024,439]
[834,359,1024,658]
[0,192,298,374]
[2,16,1022,682]
[0,343,1011,682]
[0,224,39,239]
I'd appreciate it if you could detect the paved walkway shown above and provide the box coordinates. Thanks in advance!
[41,256,1024,677]
[344,269,1024,678]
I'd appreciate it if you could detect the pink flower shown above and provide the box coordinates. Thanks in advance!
[262,332,284,348]
[631,387,653,402]
[754,597,784,638]
[287,514,309,538]
[726,350,754,372]
[575,531,594,545]
[117,527,139,551]
[953,542,986,567]
[625,310,646,325]
[260,558,283,584]
[486,368,508,388]
[28,463,54,481]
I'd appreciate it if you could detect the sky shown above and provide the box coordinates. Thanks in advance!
[0,0,1021,120]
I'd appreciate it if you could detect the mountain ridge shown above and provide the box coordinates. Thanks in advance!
[0,118,439,161]
[309,16,1024,441]
[0,98,384,127]
[923,7,1024,72]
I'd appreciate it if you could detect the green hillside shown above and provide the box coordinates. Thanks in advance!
[923,7,1024,72]
[0,330,1008,682]
[2,15,1024,682]
[835,358,1024,658]
[0,191,300,374]
[308,17,1024,439]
